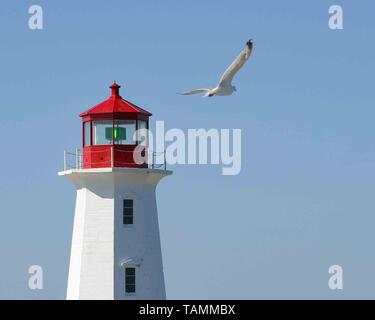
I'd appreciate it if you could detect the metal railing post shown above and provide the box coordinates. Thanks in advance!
[64,150,67,171]
[164,149,166,171]
[111,146,114,168]
[75,148,80,169]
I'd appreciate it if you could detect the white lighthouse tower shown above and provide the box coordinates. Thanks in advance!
[59,83,172,300]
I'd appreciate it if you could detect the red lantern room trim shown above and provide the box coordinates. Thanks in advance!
[80,82,151,169]
[80,82,152,118]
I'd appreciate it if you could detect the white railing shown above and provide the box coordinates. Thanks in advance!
[63,148,83,170]
[63,147,167,171]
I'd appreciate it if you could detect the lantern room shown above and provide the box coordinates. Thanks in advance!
[79,82,151,169]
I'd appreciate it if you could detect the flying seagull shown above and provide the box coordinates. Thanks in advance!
[178,39,253,97]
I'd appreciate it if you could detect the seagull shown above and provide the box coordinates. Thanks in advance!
[178,39,253,97]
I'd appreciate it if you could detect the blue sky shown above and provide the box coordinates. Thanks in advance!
[0,0,374,299]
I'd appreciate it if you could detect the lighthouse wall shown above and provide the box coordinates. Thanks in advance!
[62,169,170,300]
[113,172,166,299]
[66,173,115,299]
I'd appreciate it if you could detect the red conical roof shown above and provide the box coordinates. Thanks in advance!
[80,82,152,117]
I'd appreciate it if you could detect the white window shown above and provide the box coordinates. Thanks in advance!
[83,121,91,147]
[137,120,148,146]
[93,120,112,145]
[114,120,136,145]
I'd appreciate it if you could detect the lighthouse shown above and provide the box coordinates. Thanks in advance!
[59,83,172,300]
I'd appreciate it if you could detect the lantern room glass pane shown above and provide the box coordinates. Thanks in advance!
[83,121,91,147]
[93,121,113,145]
[114,120,136,145]
[137,120,148,146]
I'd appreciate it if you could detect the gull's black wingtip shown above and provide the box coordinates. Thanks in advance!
[246,39,253,48]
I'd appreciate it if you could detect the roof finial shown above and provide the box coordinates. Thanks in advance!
[110,81,121,98]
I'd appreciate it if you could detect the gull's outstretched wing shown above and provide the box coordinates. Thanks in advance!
[219,39,253,86]
[177,88,210,95]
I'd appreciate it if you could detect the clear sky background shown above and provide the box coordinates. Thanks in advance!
[0,0,374,299]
